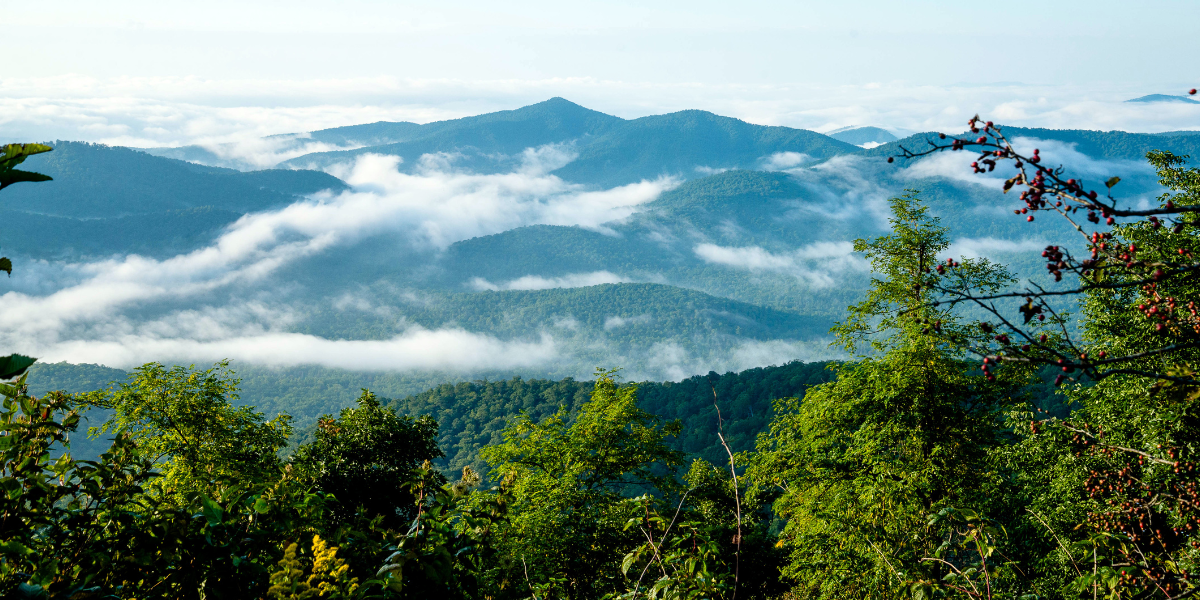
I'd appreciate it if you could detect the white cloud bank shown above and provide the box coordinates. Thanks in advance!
[0,148,672,371]
[470,271,630,292]
[694,241,868,287]
[949,237,1047,260]
[40,328,558,372]
[641,339,842,382]
[3,78,1199,160]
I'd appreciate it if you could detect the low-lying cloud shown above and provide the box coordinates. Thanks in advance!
[469,271,630,292]
[641,339,842,382]
[760,151,810,170]
[694,241,868,287]
[949,237,1047,260]
[603,314,651,330]
[6,78,1200,157]
[0,148,672,371]
[41,328,558,372]
[900,136,1158,197]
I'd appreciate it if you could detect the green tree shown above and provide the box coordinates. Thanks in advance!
[0,367,333,600]
[83,361,292,501]
[481,370,684,600]
[749,193,1026,598]
[995,151,1200,598]
[292,389,443,529]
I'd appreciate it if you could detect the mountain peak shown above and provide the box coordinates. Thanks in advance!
[1125,94,1200,104]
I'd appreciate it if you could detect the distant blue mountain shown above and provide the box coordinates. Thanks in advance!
[865,126,1200,162]
[277,98,860,186]
[1125,94,1200,104]
[825,126,898,147]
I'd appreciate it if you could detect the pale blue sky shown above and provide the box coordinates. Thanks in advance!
[4,0,1199,144]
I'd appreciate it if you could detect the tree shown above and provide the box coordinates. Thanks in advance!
[481,370,684,600]
[894,108,1200,596]
[748,193,1028,598]
[0,367,332,599]
[83,361,292,500]
[291,389,443,529]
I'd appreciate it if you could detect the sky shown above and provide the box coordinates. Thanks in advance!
[4,0,1200,148]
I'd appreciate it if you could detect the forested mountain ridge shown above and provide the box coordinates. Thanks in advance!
[0,141,347,218]
[28,358,838,476]
[0,142,349,259]
[386,360,837,478]
[866,126,1200,162]
[274,98,861,184]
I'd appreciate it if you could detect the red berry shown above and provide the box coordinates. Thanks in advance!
[1191,89,1198,95]
[1028,215,1035,222]
[887,157,894,163]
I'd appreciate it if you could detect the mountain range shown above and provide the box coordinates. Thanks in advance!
[4,97,1197,437]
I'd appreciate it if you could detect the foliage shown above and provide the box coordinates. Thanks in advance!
[383,361,835,478]
[895,112,1200,597]
[82,361,292,501]
[481,370,685,600]
[375,463,507,600]
[613,494,731,600]
[292,389,443,528]
[0,142,52,375]
[749,193,1029,598]
[0,368,329,599]
[267,535,361,600]
[0,143,53,193]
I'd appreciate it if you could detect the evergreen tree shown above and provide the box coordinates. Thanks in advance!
[749,193,1027,598]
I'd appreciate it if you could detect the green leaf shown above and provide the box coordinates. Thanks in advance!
[14,583,47,599]
[0,257,9,276]
[1105,176,1121,189]
[0,170,52,190]
[0,355,37,380]
[0,540,37,556]
[200,495,224,527]
[0,143,51,167]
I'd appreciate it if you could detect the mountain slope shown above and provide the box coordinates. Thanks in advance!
[0,143,349,259]
[3,142,347,218]
[277,98,623,171]
[867,127,1200,162]
[551,110,860,186]
[278,99,860,186]
[826,126,898,147]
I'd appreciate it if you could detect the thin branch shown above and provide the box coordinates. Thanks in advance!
[711,383,741,600]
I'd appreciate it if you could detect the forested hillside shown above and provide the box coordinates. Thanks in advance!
[28,358,837,470]
[384,360,836,477]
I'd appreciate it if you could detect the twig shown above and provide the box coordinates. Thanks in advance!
[711,383,741,600]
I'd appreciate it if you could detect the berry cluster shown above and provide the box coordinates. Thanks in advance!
[1070,425,1199,596]
[1041,245,1067,282]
